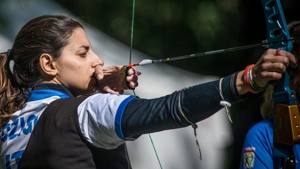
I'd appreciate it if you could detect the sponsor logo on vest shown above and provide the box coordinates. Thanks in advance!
[1,113,39,169]
[243,147,256,168]
[0,114,38,142]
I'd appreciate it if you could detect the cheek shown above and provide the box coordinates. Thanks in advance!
[63,59,88,76]
[72,66,90,82]
[75,65,94,86]
[59,64,89,86]
[64,65,82,78]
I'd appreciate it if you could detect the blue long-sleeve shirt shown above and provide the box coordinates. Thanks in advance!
[240,120,300,169]
[1,73,241,169]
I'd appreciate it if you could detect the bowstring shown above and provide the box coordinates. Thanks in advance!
[129,0,135,65]
[129,1,164,169]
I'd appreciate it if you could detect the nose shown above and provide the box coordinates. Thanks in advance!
[91,50,104,67]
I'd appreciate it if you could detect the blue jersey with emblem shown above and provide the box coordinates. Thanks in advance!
[240,120,300,169]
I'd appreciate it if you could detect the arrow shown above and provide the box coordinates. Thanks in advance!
[130,37,296,66]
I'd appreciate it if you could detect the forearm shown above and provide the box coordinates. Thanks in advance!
[235,70,255,95]
[121,72,242,139]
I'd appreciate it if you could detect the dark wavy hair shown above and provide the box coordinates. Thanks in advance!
[0,15,83,125]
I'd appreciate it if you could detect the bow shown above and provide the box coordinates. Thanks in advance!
[261,0,300,168]
[261,0,295,105]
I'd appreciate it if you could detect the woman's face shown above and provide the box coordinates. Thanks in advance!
[54,27,103,95]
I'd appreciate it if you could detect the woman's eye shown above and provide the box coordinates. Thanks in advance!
[79,53,87,57]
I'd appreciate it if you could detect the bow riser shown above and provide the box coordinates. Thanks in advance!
[261,0,296,105]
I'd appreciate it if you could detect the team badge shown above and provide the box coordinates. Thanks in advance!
[243,147,255,168]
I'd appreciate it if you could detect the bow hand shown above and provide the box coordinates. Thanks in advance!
[253,49,297,88]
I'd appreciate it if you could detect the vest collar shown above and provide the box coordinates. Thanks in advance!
[28,83,73,101]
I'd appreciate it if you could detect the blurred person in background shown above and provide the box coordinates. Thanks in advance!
[240,21,300,169]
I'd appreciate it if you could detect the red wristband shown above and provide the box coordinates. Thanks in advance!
[242,64,255,85]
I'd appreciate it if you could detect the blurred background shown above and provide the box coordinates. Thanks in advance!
[0,0,299,169]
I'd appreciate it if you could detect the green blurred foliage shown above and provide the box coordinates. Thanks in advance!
[54,0,263,76]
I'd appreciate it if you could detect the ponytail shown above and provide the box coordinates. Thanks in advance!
[0,51,26,126]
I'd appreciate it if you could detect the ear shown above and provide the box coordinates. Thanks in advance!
[39,53,57,77]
